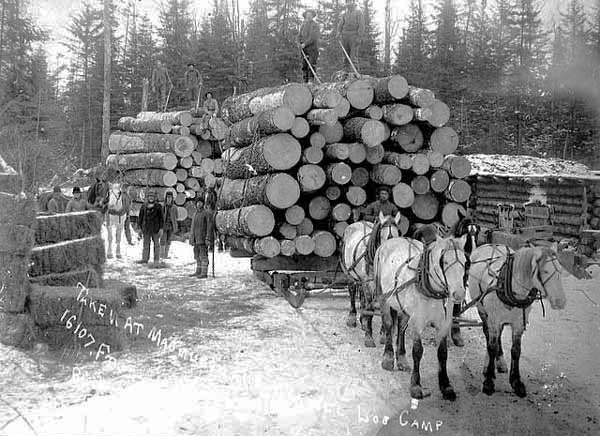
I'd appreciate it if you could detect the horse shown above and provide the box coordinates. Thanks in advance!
[341,211,402,347]
[467,243,566,397]
[375,234,468,400]
[87,177,109,214]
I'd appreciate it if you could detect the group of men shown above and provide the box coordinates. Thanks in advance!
[151,60,219,114]
[298,0,365,83]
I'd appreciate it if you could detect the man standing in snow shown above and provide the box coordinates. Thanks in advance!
[188,197,215,278]
[137,189,164,265]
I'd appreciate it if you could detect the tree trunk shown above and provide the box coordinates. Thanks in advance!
[365,75,409,104]
[445,179,472,203]
[176,206,188,221]
[184,177,201,192]
[327,162,352,185]
[128,186,176,203]
[411,175,430,195]
[333,221,349,238]
[343,117,386,147]
[310,84,343,108]
[121,169,178,187]
[312,230,337,257]
[285,205,305,225]
[389,124,424,152]
[319,122,344,144]
[392,182,415,208]
[418,100,450,128]
[348,142,367,164]
[427,150,444,168]
[313,79,374,110]
[170,125,191,136]
[223,133,301,179]
[308,196,331,220]
[225,106,295,149]
[295,235,315,255]
[297,217,314,235]
[197,140,212,158]
[370,164,402,185]
[365,144,385,165]
[302,146,324,165]
[175,192,187,206]
[441,202,467,228]
[326,186,342,201]
[362,105,384,120]
[218,173,299,210]
[407,86,435,107]
[306,109,337,126]
[430,169,450,193]
[325,143,350,160]
[279,222,297,239]
[291,117,310,138]
[215,205,275,237]
[118,117,172,134]
[346,186,367,206]
[109,132,195,157]
[442,155,472,179]
[106,152,178,171]
[309,132,326,148]
[430,127,459,155]
[382,104,414,126]
[280,239,296,256]
[411,153,430,175]
[333,97,351,118]
[208,117,228,140]
[332,203,352,221]
[175,168,188,182]
[137,110,193,127]
[175,183,186,193]
[411,194,439,220]
[248,84,313,116]
[179,156,194,169]
[297,165,326,193]
[227,236,280,258]
[384,151,413,170]
[222,87,272,124]
[101,0,111,163]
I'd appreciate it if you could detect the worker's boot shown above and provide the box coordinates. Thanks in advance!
[198,259,209,279]
[165,243,171,259]
[188,260,201,277]
[451,303,464,347]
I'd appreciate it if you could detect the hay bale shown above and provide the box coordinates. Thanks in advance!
[0,192,37,225]
[35,210,103,245]
[37,325,125,352]
[0,312,37,348]
[0,224,35,255]
[29,267,102,288]
[0,173,22,194]
[29,235,105,277]
[0,253,31,312]
[29,283,130,329]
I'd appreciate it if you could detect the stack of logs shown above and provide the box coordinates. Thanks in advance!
[216,77,472,259]
[108,110,229,222]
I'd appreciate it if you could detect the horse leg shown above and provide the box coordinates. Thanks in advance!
[364,313,376,348]
[437,333,456,401]
[450,303,464,347]
[346,284,357,328]
[396,313,410,371]
[496,324,508,373]
[410,335,425,399]
[483,322,500,396]
[509,325,527,397]
[381,306,395,371]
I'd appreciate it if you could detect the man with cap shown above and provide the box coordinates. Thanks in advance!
[160,191,179,259]
[151,59,173,111]
[188,196,215,278]
[183,63,202,108]
[298,8,320,83]
[47,186,65,214]
[137,189,164,265]
[202,91,219,118]
[361,186,399,222]
[65,187,91,212]
[336,0,365,72]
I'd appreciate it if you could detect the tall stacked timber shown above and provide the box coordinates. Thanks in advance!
[0,157,38,347]
[214,77,473,297]
[109,110,229,229]
[30,211,105,287]
[467,154,600,242]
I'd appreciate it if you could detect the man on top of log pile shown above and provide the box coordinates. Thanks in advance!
[188,196,215,278]
[65,186,91,212]
[361,186,399,222]
[47,186,65,214]
[297,8,320,83]
[336,0,365,72]
[202,92,219,119]
[151,60,173,111]
[137,189,164,265]
[160,191,178,259]
[184,62,202,109]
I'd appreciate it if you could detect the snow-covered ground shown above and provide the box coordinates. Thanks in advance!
[0,235,598,436]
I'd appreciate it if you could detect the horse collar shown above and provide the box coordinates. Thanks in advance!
[417,244,448,300]
[494,253,539,309]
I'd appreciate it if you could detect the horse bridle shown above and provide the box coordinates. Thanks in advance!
[431,240,467,296]
[534,253,563,298]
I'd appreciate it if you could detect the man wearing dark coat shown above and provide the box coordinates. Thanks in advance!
[298,9,320,83]
[137,189,164,265]
[336,0,365,72]
[151,60,173,111]
[160,191,179,259]
[184,63,202,108]
[361,186,399,222]
[189,196,216,278]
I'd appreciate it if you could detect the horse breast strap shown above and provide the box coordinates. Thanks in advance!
[492,253,539,309]
[417,244,448,300]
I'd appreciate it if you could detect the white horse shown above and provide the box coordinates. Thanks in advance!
[341,211,402,347]
[375,235,468,400]
[467,243,566,397]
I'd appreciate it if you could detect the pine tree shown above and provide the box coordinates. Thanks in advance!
[317,0,345,81]
[393,0,431,86]
[357,0,381,76]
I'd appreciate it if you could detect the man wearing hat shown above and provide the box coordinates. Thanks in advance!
[151,59,173,111]
[188,196,215,278]
[184,62,202,108]
[362,186,399,222]
[65,187,91,212]
[336,0,365,72]
[298,8,320,83]
[47,186,65,214]
[137,189,164,265]
[160,191,179,259]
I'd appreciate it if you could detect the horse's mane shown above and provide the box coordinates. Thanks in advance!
[512,246,553,290]
[364,220,384,270]
[413,224,439,245]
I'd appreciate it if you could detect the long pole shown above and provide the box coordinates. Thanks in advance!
[101,0,111,163]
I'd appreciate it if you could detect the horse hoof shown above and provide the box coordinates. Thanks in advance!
[381,356,395,372]
[482,380,495,396]
[451,331,465,347]
[410,386,424,399]
[365,337,376,348]
[396,356,410,371]
[346,315,357,328]
[512,381,527,398]
[442,387,457,401]
[496,358,508,373]
[379,334,386,345]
